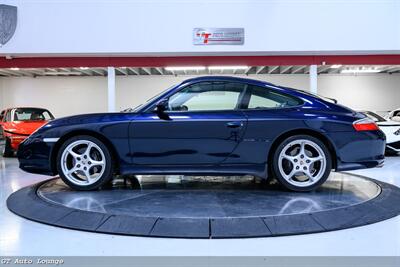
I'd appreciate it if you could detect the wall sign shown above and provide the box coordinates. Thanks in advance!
[0,4,17,46]
[193,28,244,45]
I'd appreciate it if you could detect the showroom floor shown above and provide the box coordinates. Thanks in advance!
[0,147,399,256]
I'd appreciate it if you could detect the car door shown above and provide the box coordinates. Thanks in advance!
[227,85,305,166]
[129,81,248,165]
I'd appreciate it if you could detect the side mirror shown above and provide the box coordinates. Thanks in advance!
[155,99,169,113]
[155,99,171,120]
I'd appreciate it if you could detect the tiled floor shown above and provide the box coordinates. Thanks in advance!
[0,153,399,256]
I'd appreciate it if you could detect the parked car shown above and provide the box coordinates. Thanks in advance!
[362,111,400,155]
[0,107,54,157]
[17,76,385,192]
[385,108,400,122]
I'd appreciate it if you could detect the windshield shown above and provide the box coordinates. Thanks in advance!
[122,85,176,112]
[13,108,54,121]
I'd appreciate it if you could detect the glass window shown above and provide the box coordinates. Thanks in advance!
[167,82,245,111]
[5,110,11,122]
[247,86,302,109]
[13,108,54,121]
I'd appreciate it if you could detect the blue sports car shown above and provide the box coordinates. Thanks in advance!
[17,76,385,191]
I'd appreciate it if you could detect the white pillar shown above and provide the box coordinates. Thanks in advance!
[309,65,318,94]
[107,67,116,112]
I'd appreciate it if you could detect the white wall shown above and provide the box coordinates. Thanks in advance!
[0,76,107,117]
[318,74,400,112]
[1,74,399,117]
[0,0,399,55]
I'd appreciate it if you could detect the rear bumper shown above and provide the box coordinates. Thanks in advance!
[327,130,386,172]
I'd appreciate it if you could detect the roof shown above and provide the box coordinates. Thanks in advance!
[180,75,277,87]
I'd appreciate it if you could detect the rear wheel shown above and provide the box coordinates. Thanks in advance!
[57,135,114,190]
[272,135,332,192]
[2,137,14,157]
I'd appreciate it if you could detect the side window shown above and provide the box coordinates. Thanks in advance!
[0,110,4,122]
[393,110,400,117]
[42,111,54,120]
[167,82,245,111]
[5,110,12,122]
[247,86,302,109]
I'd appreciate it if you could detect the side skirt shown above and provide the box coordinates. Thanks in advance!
[119,163,268,180]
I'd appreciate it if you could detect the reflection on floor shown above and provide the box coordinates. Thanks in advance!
[0,153,399,256]
[38,174,379,218]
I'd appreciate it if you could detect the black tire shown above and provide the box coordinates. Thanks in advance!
[56,135,114,191]
[2,137,14,157]
[271,135,332,192]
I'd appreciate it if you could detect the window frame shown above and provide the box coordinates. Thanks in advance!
[149,81,248,113]
[239,84,304,111]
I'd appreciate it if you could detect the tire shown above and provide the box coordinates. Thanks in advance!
[56,135,114,191]
[272,135,332,192]
[2,137,14,157]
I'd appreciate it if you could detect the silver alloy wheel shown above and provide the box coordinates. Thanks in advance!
[278,139,327,187]
[60,140,106,186]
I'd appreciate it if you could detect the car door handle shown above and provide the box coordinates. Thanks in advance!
[226,121,243,128]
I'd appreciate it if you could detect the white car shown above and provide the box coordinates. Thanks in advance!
[363,111,400,155]
[385,108,400,122]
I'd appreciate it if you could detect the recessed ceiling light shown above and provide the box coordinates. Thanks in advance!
[341,68,380,73]
[331,64,342,68]
[80,67,89,70]
[165,66,206,71]
[10,67,19,71]
[209,66,249,70]
[43,71,82,75]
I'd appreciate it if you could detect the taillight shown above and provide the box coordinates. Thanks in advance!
[353,118,379,131]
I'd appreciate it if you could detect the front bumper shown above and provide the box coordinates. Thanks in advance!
[17,137,56,176]
[3,133,28,151]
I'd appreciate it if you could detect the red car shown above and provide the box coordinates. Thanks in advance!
[0,107,54,157]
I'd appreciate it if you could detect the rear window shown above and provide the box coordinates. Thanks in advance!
[246,86,303,109]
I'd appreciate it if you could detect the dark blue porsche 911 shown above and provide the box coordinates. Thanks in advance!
[18,76,385,191]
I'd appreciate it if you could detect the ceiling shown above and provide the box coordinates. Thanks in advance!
[0,65,399,77]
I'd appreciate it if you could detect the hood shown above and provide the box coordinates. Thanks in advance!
[48,112,131,127]
[2,120,49,135]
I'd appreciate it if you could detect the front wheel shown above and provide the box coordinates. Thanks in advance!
[272,135,332,192]
[56,135,114,190]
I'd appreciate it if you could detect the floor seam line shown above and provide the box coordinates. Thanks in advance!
[309,213,327,230]
[95,215,114,231]
[148,217,160,235]
[260,216,272,234]
[53,210,76,223]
